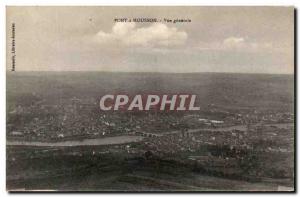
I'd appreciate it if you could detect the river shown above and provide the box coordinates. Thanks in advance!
[7,135,144,147]
[7,123,293,147]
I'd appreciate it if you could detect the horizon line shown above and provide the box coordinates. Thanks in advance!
[6,70,294,75]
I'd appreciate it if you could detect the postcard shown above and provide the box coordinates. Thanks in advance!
[6,6,295,192]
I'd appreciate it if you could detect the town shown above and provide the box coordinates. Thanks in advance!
[6,72,294,191]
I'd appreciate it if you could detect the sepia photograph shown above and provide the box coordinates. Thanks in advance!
[6,6,295,192]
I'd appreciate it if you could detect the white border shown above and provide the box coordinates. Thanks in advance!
[1,0,300,6]
[1,0,298,196]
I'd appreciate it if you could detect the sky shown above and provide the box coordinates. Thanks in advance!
[6,6,294,73]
